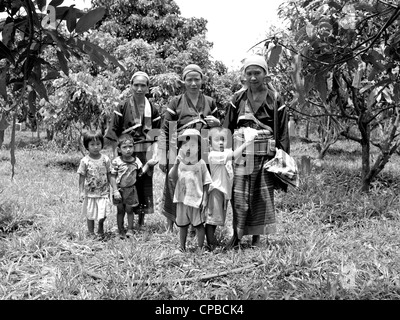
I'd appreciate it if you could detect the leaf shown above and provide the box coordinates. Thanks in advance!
[75,7,106,34]
[394,84,400,102]
[30,74,49,101]
[81,40,126,71]
[268,45,282,68]
[0,114,9,130]
[36,0,47,11]
[42,70,60,81]
[2,22,14,46]
[44,30,70,58]
[55,6,84,20]
[49,0,64,7]
[82,41,106,67]
[304,74,315,95]
[28,90,37,115]
[56,50,69,76]
[66,6,77,32]
[367,67,379,81]
[315,71,327,102]
[0,67,7,100]
[0,41,15,65]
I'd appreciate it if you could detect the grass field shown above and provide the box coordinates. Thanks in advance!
[1,130,399,300]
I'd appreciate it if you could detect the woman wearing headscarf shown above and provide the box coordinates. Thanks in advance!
[223,55,289,249]
[158,64,221,232]
[105,71,161,228]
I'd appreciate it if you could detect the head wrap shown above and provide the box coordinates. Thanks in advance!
[130,71,150,84]
[243,55,268,74]
[182,64,203,80]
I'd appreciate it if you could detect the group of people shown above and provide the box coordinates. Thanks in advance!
[77,55,290,253]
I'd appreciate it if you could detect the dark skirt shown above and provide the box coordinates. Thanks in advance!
[231,154,276,238]
[161,169,177,221]
[135,151,154,215]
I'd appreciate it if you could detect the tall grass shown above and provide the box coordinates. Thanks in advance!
[0,133,399,299]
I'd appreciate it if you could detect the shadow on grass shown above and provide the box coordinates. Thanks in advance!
[0,200,34,237]
[45,157,80,171]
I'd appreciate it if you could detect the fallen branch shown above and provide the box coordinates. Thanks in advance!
[132,262,264,286]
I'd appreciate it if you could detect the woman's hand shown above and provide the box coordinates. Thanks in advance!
[158,149,168,173]
[204,115,220,128]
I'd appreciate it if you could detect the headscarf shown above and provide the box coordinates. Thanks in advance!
[243,55,268,74]
[182,64,204,80]
[130,71,150,85]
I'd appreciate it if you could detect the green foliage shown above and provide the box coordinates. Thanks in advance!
[269,0,400,190]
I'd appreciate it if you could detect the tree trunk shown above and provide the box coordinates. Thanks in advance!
[46,127,54,141]
[305,120,309,139]
[359,120,370,192]
[0,130,4,148]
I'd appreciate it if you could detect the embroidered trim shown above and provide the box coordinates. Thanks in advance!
[167,107,176,115]
[122,123,142,134]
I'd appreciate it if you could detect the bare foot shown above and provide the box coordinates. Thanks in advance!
[251,235,261,247]
[225,234,240,250]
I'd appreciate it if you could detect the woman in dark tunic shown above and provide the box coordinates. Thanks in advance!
[223,55,289,248]
[105,71,161,227]
[158,64,221,232]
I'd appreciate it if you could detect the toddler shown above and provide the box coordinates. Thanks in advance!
[169,128,212,253]
[78,130,112,238]
[205,127,255,250]
[110,134,157,238]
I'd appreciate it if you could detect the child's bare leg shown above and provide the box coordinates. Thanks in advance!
[166,218,174,232]
[138,211,145,227]
[126,205,135,236]
[205,224,217,247]
[116,204,126,235]
[97,218,105,235]
[179,225,189,251]
[195,224,205,249]
[87,219,95,235]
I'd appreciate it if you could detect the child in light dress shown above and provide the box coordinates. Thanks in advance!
[205,127,256,250]
[110,134,157,239]
[78,131,112,238]
[169,128,212,253]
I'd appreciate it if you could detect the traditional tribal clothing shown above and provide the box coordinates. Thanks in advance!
[223,88,289,238]
[105,97,161,214]
[159,92,219,223]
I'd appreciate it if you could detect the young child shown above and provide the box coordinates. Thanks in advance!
[205,127,256,250]
[78,131,112,238]
[169,128,212,253]
[110,134,157,239]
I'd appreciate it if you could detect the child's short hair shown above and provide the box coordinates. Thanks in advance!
[83,130,104,150]
[208,127,232,148]
[117,134,135,147]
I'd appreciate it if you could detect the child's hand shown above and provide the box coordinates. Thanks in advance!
[176,148,185,164]
[201,196,208,210]
[147,158,159,167]
[79,193,85,203]
[113,190,122,201]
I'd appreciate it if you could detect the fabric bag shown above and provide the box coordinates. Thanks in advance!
[263,148,299,188]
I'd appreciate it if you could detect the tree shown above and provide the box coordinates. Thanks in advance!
[0,0,125,177]
[274,0,400,191]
